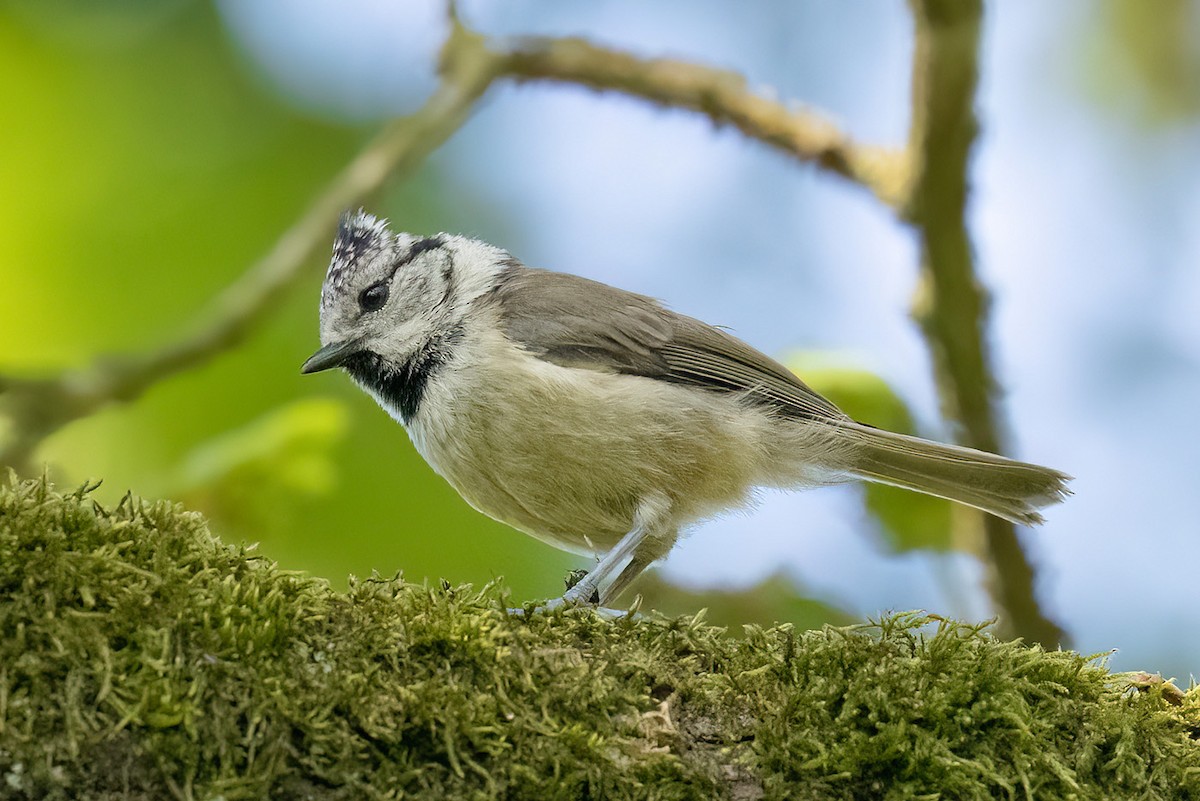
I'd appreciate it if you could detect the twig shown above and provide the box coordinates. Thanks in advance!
[498,35,907,207]
[903,0,1064,647]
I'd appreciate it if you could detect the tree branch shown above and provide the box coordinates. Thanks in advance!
[497,35,907,207]
[903,0,1065,647]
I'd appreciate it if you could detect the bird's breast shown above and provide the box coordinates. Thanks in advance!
[401,332,774,554]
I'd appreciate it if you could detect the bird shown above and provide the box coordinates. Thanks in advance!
[302,211,1071,609]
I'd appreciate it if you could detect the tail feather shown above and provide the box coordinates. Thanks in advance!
[839,424,1072,525]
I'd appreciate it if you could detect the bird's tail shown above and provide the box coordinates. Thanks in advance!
[839,423,1071,525]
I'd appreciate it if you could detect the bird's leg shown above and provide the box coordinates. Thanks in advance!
[559,493,673,606]
[598,555,650,607]
[598,529,675,606]
[506,528,644,614]
[563,569,598,602]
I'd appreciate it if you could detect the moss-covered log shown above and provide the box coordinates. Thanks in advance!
[0,477,1196,800]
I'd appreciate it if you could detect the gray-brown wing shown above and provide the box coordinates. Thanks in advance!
[489,266,848,423]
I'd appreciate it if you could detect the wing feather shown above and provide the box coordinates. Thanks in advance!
[489,266,847,423]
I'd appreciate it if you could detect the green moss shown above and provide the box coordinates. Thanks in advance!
[0,476,1196,800]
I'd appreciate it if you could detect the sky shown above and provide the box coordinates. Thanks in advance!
[214,0,1200,676]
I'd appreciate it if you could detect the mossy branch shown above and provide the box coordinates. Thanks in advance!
[0,477,1196,800]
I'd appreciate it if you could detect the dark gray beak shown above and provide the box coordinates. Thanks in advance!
[301,339,362,374]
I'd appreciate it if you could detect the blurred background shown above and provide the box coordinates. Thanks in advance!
[2,0,1198,677]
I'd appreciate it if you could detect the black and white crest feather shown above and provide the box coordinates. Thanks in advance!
[322,210,394,311]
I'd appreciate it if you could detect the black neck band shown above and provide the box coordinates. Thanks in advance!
[343,326,463,424]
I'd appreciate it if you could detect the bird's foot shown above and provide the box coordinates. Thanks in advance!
[505,568,632,618]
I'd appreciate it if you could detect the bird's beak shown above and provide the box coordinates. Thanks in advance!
[301,339,362,374]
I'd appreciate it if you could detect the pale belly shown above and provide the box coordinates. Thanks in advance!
[403,353,771,556]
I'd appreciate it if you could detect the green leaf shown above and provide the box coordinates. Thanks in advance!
[176,397,349,492]
[784,352,916,433]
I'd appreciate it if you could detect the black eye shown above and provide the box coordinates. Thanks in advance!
[358,281,389,313]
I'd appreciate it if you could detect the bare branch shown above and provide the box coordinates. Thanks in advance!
[903,0,1064,647]
[496,35,907,207]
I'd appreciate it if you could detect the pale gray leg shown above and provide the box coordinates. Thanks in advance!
[562,494,674,606]
[598,555,651,606]
[598,529,676,606]
[507,524,647,614]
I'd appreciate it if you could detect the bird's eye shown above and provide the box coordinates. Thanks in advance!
[358,282,389,313]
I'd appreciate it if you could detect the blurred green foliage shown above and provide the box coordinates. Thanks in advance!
[166,397,349,538]
[633,572,854,632]
[1083,0,1200,124]
[0,1,570,601]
